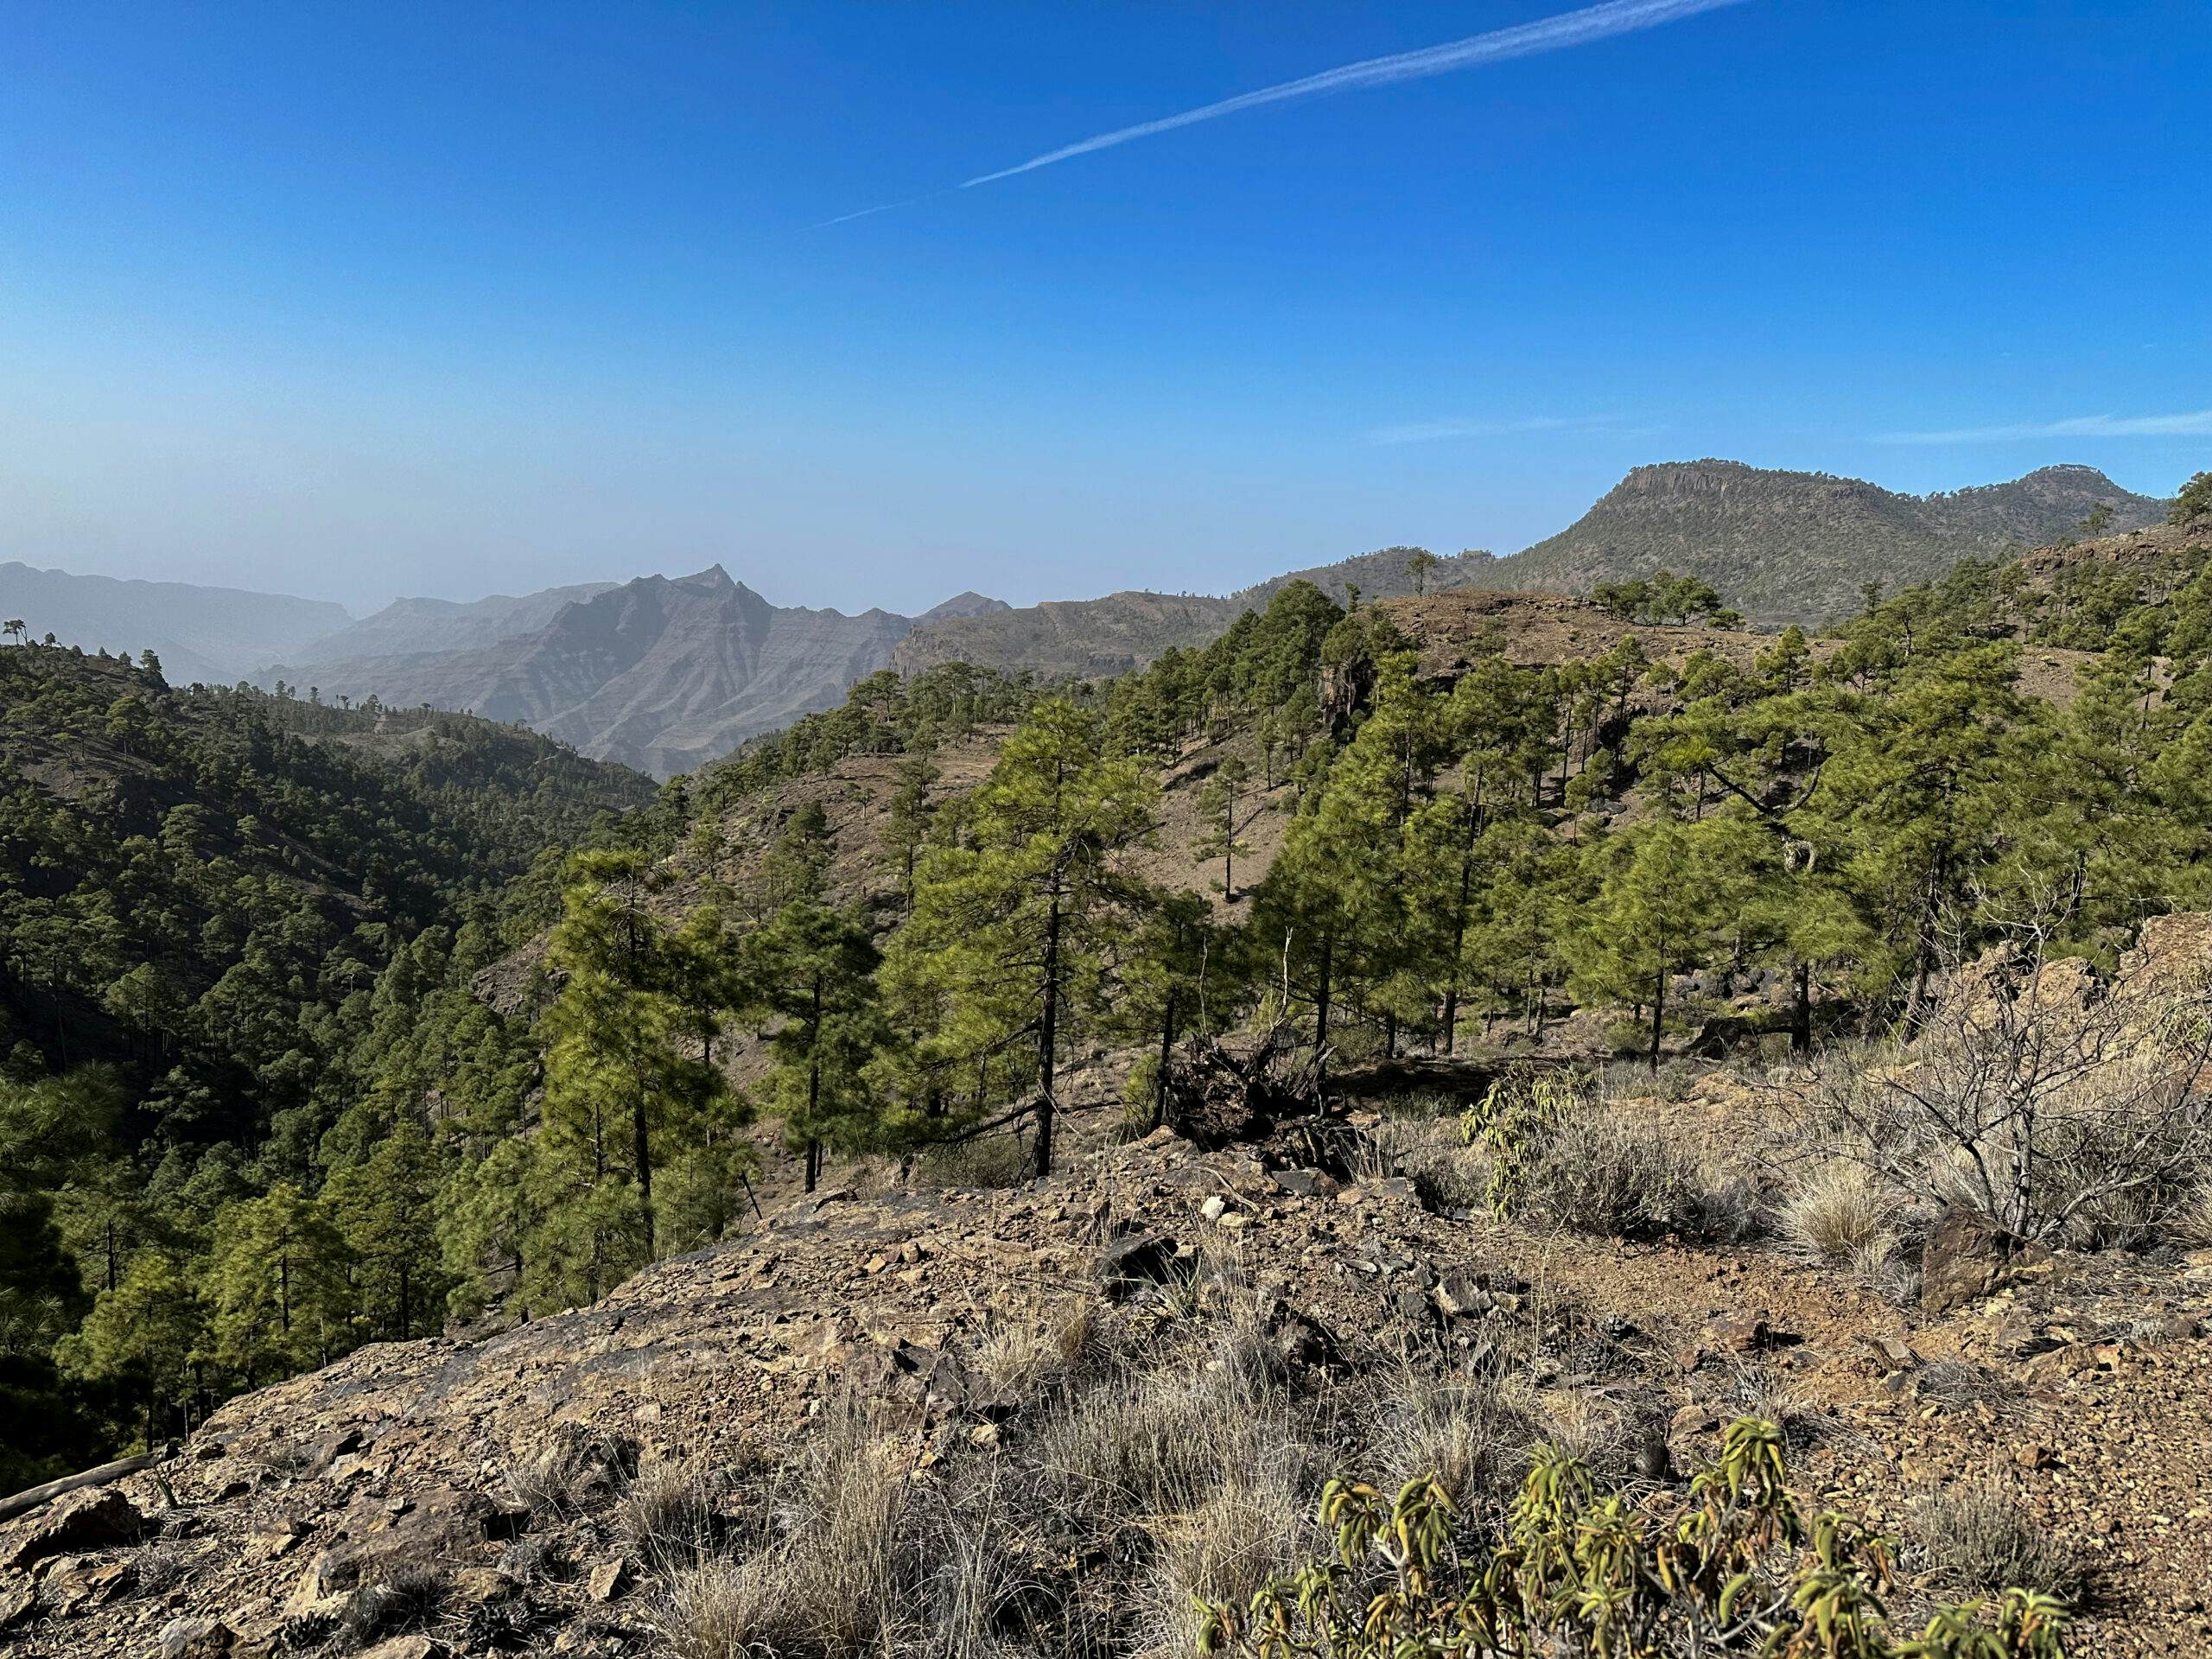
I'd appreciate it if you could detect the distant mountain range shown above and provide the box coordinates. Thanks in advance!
[288,582,618,665]
[3,460,2178,777]
[0,562,351,684]
[265,569,1010,777]
[895,462,2165,672]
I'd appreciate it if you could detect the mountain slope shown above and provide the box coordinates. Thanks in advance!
[289,567,938,778]
[285,582,616,665]
[1492,461,2164,626]
[0,563,352,683]
[892,546,1498,680]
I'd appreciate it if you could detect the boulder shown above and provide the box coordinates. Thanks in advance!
[1921,1206,2009,1316]
[4,1485,143,1570]
[1095,1231,1184,1299]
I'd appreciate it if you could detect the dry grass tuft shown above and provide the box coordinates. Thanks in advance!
[2165,1178,2212,1249]
[1780,1158,1893,1262]
[342,1561,445,1647]
[1910,1480,2083,1603]
[1522,1106,1751,1243]
[1135,1462,1311,1657]
[1371,1369,1527,1512]
[618,1458,718,1569]
[503,1422,639,1521]
[974,1298,1101,1403]
[652,1554,795,1659]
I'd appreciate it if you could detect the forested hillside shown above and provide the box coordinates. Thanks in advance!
[0,644,658,1484]
[6,477,2209,1499]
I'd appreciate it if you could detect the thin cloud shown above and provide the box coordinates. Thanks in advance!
[1365,414,1624,446]
[823,0,1754,223]
[1878,409,2212,443]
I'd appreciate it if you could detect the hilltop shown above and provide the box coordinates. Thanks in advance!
[889,463,2170,684]
[1491,461,2164,627]
[10,1021,2209,1657]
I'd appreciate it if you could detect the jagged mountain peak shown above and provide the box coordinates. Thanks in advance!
[918,590,1014,624]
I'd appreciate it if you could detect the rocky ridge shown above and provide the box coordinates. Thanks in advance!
[6,1077,2209,1657]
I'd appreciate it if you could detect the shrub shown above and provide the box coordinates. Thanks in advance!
[1913,1481,2084,1604]
[1808,925,2212,1245]
[1198,1420,2070,1658]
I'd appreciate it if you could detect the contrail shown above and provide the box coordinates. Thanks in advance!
[958,0,1753,190]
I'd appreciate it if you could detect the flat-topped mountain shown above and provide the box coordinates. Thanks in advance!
[892,463,2169,678]
[1491,460,2164,626]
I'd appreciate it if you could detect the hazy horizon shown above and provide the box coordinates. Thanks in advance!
[5,2,2207,615]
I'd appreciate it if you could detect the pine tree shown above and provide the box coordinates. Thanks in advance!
[886,700,1156,1175]
[1192,753,1255,900]
[747,899,886,1190]
[1567,821,1745,1070]
[205,1184,353,1382]
[881,751,939,913]
[533,849,733,1290]
[61,1251,206,1452]
[326,1115,451,1339]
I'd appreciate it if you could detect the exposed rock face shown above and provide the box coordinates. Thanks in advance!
[4,1489,141,1572]
[4,1102,2209,1656]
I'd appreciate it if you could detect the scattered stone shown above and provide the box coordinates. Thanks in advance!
[452,1566,522,1605]
[357,1637,450,1659]
[1709,1312,1772,1353]
[585,1557,629,1602]
[157,1615,233,1659]
[1200,1195,1228,1223]
[1434,1268,1494,1321]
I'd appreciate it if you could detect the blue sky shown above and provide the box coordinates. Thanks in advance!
[3,1,2206,616]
